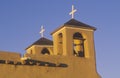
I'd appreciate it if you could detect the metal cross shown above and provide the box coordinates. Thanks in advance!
[69,5,77,19]
[39,26,45,37]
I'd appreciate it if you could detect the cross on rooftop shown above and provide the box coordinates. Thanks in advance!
[69,5,77,19]
[39,26,45,37]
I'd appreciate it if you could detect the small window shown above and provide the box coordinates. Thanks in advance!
[58,33,63,44]
[41,48,50,55]
[29,49,33,54]
[57,33,63,55]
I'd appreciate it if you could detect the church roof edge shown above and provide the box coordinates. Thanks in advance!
[51,19,96,35]
[25,37,53,50]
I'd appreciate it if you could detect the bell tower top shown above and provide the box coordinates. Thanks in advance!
[51,19,96,35]
[51,18,97,57]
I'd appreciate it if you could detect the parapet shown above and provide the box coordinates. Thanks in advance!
[0,51,21,61]
[0,51,68,68]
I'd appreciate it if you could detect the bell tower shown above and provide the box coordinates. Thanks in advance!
[51,19,96,58]
[51,5,101,78]
[51,19,101,78]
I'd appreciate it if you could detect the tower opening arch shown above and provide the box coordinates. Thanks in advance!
[73,32,85,57]
[41,48,50,55]
[57,33,63,55]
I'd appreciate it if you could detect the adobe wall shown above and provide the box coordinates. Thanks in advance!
[0,51,21,61]
[0,55,101,78]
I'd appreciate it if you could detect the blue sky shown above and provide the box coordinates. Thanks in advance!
[0,0,120,78]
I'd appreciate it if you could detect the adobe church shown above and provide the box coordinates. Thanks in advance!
[0,5,101,78]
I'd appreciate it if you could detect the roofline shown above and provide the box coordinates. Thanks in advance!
[51,25,64,35]
[51,25,96,35]
[25,37,53,50]
[25,44,53,50]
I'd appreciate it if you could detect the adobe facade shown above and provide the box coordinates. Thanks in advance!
[0,19,101,78]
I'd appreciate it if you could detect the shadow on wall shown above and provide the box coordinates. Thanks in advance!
[0,59,68,68]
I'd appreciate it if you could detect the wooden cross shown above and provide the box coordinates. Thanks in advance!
[39,26,45,37]
[69,5,77,19]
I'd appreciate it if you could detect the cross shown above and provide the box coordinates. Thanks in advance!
[69,5,77,19]
[39,26,45,37]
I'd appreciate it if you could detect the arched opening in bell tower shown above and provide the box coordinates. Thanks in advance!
[73,32,85,57]
[57,33,63,55]
[41,48,50,55]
